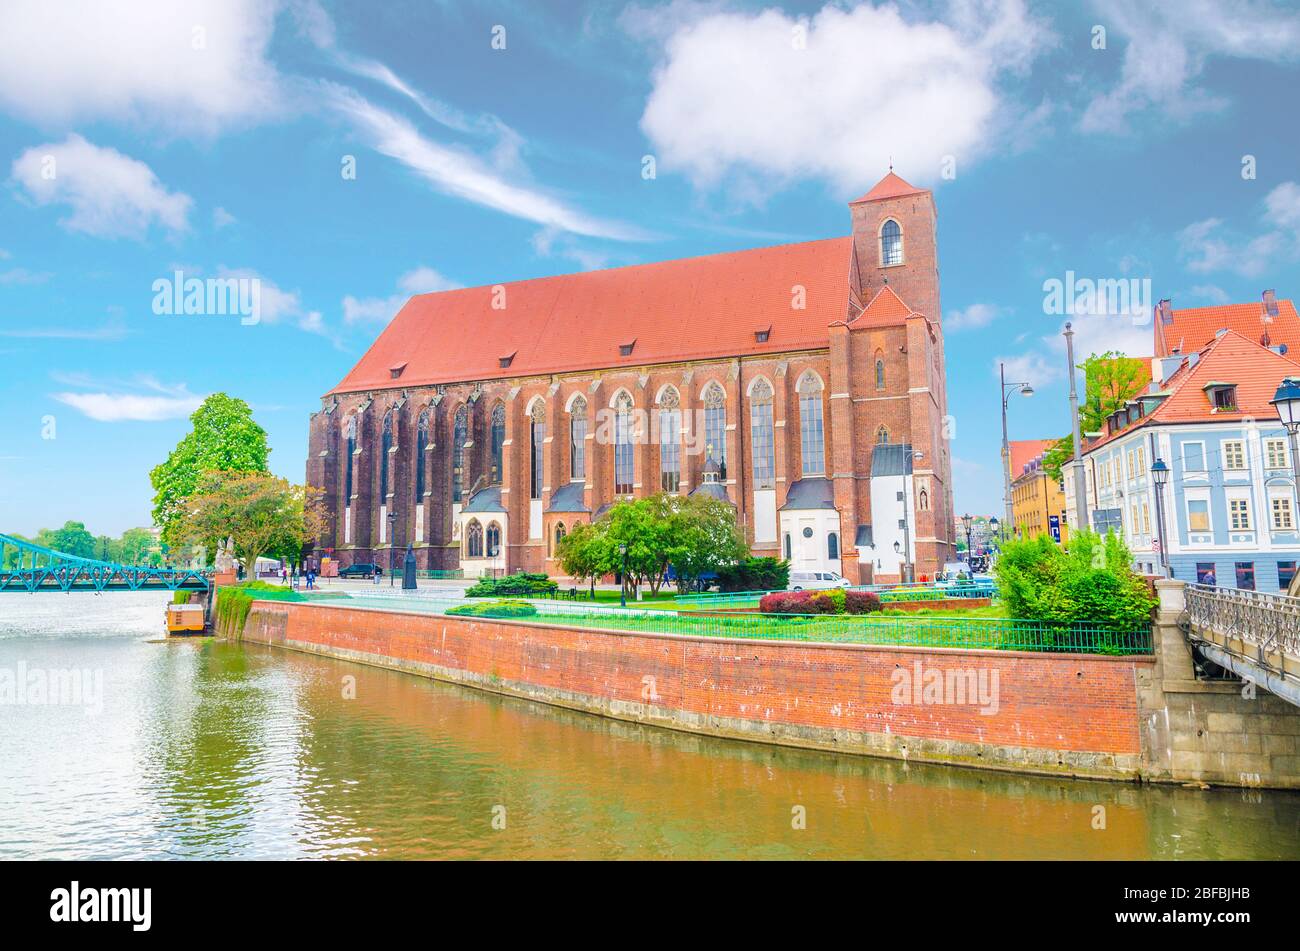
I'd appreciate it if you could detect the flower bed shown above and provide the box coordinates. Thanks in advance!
[759,589,882,615]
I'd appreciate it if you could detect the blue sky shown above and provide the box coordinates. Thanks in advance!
[1,0,1298,537]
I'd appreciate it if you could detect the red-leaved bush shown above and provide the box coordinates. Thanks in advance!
[758,589,882,616]
[844,590,883,614]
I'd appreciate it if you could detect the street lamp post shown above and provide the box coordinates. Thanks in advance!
[999,363,1034,538]
[618,543,629,607]
[961,513,973,570]
[1271,377,1300,511]
[1151,458,1170,578]
[387,511,397,587]
[1063,322,1091,534]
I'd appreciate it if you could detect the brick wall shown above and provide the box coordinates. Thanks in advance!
[242,600,1148,779]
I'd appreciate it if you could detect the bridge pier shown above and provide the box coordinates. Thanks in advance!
[1138,579,1300,789]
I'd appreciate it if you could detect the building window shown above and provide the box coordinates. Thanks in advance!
[415,410,429,504]
[659,387,681,493]
[1229,497,1252,531]
[614,392,635,495]
[703,382,727,479]
[490,403,506,484]
[1223,440,1246,471]
[1235,562,1256,590]
[1141,500,1151,535]
[466,519,483,558]
[1280,561,1297,590]
[797,372,825,476]
[876,425,890,444]
[1195,562,1217,585]
[750,379,775,490]
[1266,438,1289,470]
[1272,496,1294,530]
[530,403,545,500]
[880,219,902,266]
[344,415,357,500]
[553,522,566,556]
[875,355,885,390]
[452,406,469,503]
[486,522,501,558]
[783,533,792,559]
[570,396,587,481]
[1183,442,1206,472]
[827,532,839,560]
[1209,385,1238,411]
[380,410,394,499]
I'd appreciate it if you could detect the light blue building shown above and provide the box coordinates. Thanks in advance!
[1069,330,1300,592]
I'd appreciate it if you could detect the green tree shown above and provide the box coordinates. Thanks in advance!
[150,394,270,549]
[40,521,95,558]
[662,494,748,592]
[556,522,604,598]
[174,471,326,573]
[1041,352,1150,480]
[118,527,156,565]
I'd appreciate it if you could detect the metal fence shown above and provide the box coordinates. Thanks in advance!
[673,580,997,610]
[1185,583,1300,656]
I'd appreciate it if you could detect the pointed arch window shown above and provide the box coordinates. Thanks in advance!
[798,372,826,477]
[344,415,357,500]
[659,387,681,493]
[490,403,506,485]
[466,519,483,558]
[452,406,469,503]
[486,522,502,558]
[552,522,566,556]
[750,378,775,489]
[380,410,394,499]
[415,410,430,504]
[569,395,587,481]
[876,425,890,445]
[828,532,840,561]
[703,382,727,480]
[614,392,635,495]
[530,402,545,499]
[875,352,886,390]
[881,219,903,266]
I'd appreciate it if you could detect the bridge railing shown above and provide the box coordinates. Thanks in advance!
[1185,583,1300,656]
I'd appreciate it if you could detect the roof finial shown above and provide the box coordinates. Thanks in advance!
[888,155,893,172]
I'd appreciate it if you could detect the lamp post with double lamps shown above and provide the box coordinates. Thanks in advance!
[1150,458,1170,578]
[999,364,1035,535]
[618,543,629,607]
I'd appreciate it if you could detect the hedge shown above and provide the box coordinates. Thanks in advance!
[215,581,306,637]
[465,572,558,598]
[446,600,539,619]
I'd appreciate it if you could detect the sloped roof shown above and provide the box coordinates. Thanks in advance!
[546,482,589,513]
[690,482,732,503]
[871,443,915,477]
[1008,439,1057,477]
[1155,298,1299,358]
[779,477,835,510]
[329,236,853,395]
[462,486,506,513]
[851,285,913,326]
[1085,330,1300,453]
[850,171,927,204]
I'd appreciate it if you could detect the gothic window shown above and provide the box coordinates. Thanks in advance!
[530,402,545,500]
[486,522,502,558]
[614,391,635,495]
[452,406,468,503]
[798,372,826,476]
[875,351,886,390]
[344,415,357,500]
[415,410,429,504]
[750,378,775,489]
[552,522,566,556]
[466,519,483,558]
[569,395,587,481]
[827,532,839,560]
[876,425,890,445]
[659,387,681,493]
[490,402,506,484]
[783,533,792,559]
[881,219,902,266]
[703,382,727,480]
[380,410,394,499]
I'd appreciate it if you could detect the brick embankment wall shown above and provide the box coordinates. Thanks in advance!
[239,600,1151,781]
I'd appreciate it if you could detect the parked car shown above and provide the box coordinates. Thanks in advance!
[939,561,972,581]
[788,570,852,591]
[338,563,379,579]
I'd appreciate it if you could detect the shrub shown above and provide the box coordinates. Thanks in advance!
[845,590,883,614]
[465,572,558,598]
[759,590,809,614]
[446,600,539,619]
[716,557,791,592]
[215,580,305,637]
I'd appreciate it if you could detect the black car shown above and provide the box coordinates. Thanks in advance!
[338,563,379,579]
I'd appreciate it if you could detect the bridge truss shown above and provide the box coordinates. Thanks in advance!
[0,533,211,594]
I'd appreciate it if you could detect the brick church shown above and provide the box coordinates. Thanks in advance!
[306,171,957,583]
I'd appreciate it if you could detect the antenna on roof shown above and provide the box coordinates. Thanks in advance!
[1263,288,1278,322]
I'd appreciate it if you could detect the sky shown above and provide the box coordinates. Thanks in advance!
[1,0,1298,537]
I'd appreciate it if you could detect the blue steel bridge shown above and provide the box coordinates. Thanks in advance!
[0,533,211,593]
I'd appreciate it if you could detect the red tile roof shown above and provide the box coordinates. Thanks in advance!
[853,285,913,324]
[329,236,863,395]
[1009,439,1057,476]
[1086,330,1300,452]
[1155,298,1299,358]
[850,171,927,204]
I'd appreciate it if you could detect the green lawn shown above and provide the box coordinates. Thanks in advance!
[522,588,683,610]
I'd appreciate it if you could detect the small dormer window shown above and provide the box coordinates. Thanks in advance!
[1204,382,1237,412]
[619,339,636,357]
[754,326,771,343]
[389,362,407,380]
[499,352,515,369]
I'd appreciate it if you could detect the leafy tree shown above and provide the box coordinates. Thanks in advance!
[173,471,326,573]
[662,494,747,592]
[1041,352,1150,480]
[556,522,604,598]
[118,527,156,565]
[150,394,270,549]
[39,521,95,558]
[716,556,790,592]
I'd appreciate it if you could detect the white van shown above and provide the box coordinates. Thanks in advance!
[788,570,852,591]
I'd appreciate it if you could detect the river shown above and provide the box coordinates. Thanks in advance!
[1,592,1297,859]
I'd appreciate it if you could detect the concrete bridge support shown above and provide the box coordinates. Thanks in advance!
[1138,579,1300,789]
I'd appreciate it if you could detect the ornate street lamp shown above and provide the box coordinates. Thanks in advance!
[618,542,629,607]
[1151,458,1170,578]
[999,363,1034,537]
[960,513,973,569]
[1271,377,1300,516]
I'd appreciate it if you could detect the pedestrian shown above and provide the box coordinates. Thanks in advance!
[373,564,382,585]
[306,570,315,590]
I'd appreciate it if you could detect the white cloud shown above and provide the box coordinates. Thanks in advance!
[212,206,236,229]
[216,267,325,335]
[1177,181,1300,277]
[11,135,192,239]
[635,1,1054,194]
[1081,0,1300,134]
[0,316,127,340]
[52,376,203,422]
[946,303,1001,331]
[325,83,647,241]
[343,267,461,325]
[0,0,281,134]
[993,350,1062,391]
[1190,284,1231,305]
